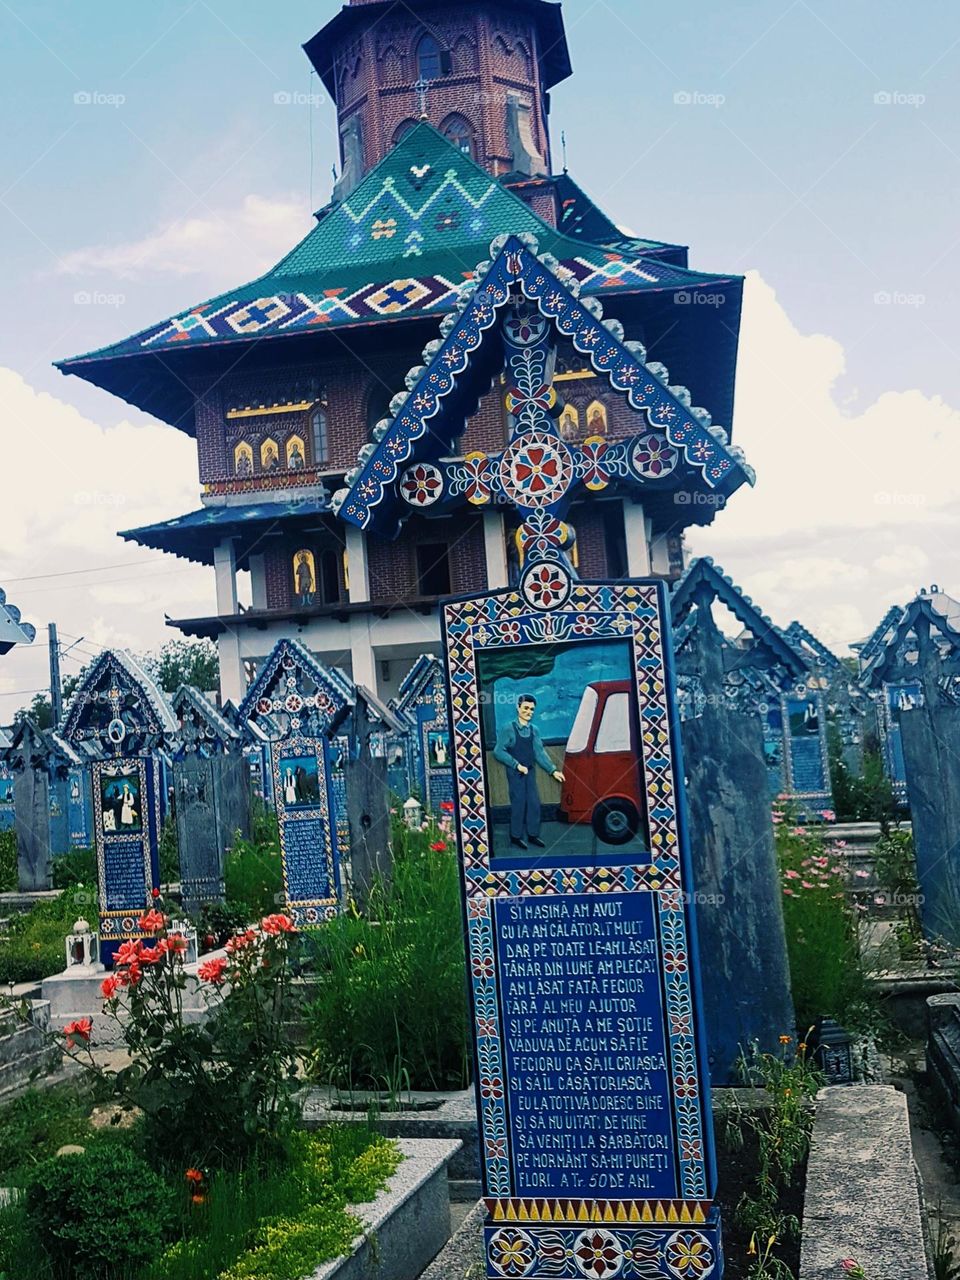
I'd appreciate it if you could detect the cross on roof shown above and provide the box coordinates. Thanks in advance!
[413,76,431,119]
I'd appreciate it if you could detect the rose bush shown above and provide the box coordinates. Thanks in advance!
[67,896,302,1167]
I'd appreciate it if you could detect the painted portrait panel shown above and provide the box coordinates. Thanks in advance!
[99,765,143,835]
[475,639,648,863]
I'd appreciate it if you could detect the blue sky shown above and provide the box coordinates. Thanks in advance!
[0,0,958,716]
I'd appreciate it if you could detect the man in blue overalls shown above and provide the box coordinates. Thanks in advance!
[493,695,565,850]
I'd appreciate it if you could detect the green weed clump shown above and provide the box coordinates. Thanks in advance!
[0,888,96,985]
[225,809,284,918]
[305,817,469,1093]
[775,805,865,1032]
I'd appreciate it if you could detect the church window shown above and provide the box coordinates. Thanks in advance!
[585,400,609,436]
[393,119,418,146]
[440,113,476,157]
[416,542,452,596]
[311,410,329,466]
[417,34,449,81]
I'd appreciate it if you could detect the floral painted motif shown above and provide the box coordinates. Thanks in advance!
[520,561,572,611]
[664,1230,716,1279]
[573,1228,625,1279]
[500,432,573,510]
[400,462,443,507]
[488,1227,537,1277]
[580,434,610,491]
[632,433,679,479]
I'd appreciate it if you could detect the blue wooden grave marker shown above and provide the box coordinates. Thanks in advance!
[60,650,177,967]
[239,639,353,924]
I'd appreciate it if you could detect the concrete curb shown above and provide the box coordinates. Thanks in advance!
[799,1085,929,1280]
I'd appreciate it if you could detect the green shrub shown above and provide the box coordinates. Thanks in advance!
[0,1086,91,1184]
[0,889,96,985]
[159,814,180,884]
[305,819,469,1092]
[225,820,284,918]
[776,805,865,1031]
[51,848,96,890]
[0,831,16,893]
[25,1145,178,1278]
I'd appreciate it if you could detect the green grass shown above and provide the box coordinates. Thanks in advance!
[0,832,16,894]
[0,888,97,985]
[224,814,284,919]
[146,1128,399,1280]
[0,1114,398,1280]
[0,1086,93,1185]
[304,821,469,1092]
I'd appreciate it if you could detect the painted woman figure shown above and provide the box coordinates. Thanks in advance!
[283,768,297,805]
[120,782,137,828]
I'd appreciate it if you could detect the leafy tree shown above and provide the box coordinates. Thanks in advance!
[146,639,219,694]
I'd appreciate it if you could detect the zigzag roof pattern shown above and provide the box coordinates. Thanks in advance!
[0,587,36,656]
[57,124,741,430]
[670,557,808,682]
[238,638,355,730]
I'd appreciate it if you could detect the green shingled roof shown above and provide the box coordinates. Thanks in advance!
[58,123,734,369]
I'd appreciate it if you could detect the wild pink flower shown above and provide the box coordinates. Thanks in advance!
[801,881,815,890]
[783,888,796,897]
[855,869,869,879]
[785,869,799,880]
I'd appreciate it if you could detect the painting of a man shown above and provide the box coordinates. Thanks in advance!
[493,695,564,850]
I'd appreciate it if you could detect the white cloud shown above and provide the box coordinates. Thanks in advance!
[56,195,311,280]
[689,271,960,654]
[0,368,212,721]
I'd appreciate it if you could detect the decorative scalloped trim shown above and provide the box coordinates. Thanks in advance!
[335,238,754,527]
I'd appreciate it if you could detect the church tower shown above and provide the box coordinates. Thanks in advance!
[304,0,572,196]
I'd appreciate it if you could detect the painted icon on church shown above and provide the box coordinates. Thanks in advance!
[559,403,580,441]
[585,399,608,435]
[293,549,316,607]
[476,638,647,861]
[100,766,142,835]
[234,442,254,475]
[261,438,279,472]
[279,754,321,809]
[286,435,306,470]
[0,778,12,805]
[427,730,450,769]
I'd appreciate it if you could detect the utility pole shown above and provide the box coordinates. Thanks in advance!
[48,622,63,727]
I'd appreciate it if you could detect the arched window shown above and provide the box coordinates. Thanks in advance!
[417,34,443,81]
[440,113,476,157]
[311,410,329,467]
[392,119,418,147]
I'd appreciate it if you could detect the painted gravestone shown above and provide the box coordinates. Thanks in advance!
[60,650,177,967]
[4,722,85,888]
[0,729,13,834]
[340,688,403,900]
[331,234,765,1277]
[392,655,454,815]
[444,582,722,1276]
[239,640,353,924]
[170,685,251,915]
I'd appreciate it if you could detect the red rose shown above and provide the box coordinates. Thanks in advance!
[260,914,295,936]
[137,908,166,933]
[151,888,161,899]
[100,976,120,1000]
[198,956,228,985]
[430,840,447,852]
[63,1018,92,1047]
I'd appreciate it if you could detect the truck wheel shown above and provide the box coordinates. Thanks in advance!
[592,799,639,845]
